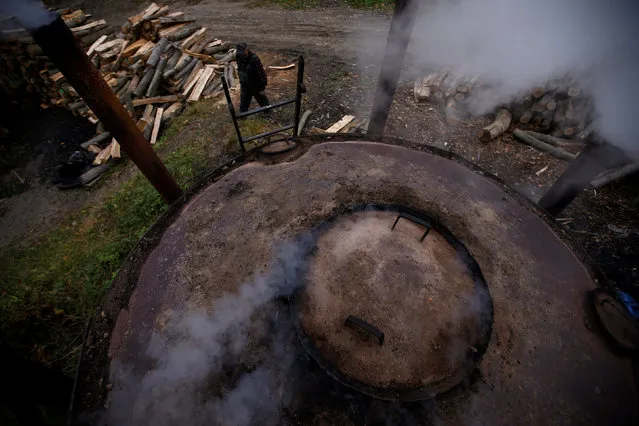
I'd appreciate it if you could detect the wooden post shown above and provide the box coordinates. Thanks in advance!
[368,0,419,136]
[31,17,182,203]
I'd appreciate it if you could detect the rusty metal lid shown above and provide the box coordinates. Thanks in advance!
[291,207,494,401]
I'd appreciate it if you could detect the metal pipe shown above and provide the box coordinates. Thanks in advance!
[293,56,305,138]
[539,142,629,215]
[30,17,182,203]
[368,0,419,136]
[221,76,245,152]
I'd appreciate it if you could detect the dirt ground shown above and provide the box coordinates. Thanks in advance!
[1,0,637,356]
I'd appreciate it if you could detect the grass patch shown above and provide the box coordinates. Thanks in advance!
[0,100,254,374]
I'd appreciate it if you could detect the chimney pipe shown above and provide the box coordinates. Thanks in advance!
[368,0,418,136]
[29,16,182,203]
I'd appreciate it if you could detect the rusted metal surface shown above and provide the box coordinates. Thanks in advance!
[73,138,637,425]
[31,17,182,203]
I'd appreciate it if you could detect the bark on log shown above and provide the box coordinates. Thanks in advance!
[79,27,113,47]
[133,95,179,107]
[203,41,232,56]
[81,132,111,149]
[519,110,533,124]
[512,129,577,161]
[166,23,200,42]
[477,109,511,142]
[79,163,111,185]
[181,27,207,49]
[166,49,182,71]
[591,163,639,188]
[146,57,167,97]
[175,57,199,82]
[62,10,88,28]
[134,66,155,97]
[72,20,107,37]
[524,130,585,147]
[162,102,184,122]
[146,38,169,67]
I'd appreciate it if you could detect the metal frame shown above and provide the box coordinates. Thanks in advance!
[222,56,306,152]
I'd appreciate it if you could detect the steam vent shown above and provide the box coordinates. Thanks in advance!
[73,138,638,425]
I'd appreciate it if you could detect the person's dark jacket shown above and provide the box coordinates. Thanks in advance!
[237,52,268,92]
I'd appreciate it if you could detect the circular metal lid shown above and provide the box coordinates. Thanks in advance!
[293,207,493,400]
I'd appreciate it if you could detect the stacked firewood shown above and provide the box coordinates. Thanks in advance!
[414,70,594,140]
[0,3,238,165]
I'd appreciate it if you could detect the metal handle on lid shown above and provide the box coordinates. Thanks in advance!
[345,315,385,345]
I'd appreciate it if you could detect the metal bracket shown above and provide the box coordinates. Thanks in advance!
[391,212,431,242]
[345,315,385,345]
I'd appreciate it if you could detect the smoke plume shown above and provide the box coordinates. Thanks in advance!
[374,0,639,153]
[104,238,312,426]
[0,0,56,30]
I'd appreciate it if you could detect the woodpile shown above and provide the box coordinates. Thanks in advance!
[414,71,595,140]
[0,3,238,173]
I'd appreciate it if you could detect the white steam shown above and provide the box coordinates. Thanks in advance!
[105,239,311,426]
[386,0,639,152]
[0,0,56,30]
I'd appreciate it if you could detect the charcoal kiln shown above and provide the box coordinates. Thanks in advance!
[72,136,638,425]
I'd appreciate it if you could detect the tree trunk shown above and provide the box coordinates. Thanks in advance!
[512,129,577,161]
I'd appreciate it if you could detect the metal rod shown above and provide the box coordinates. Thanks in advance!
[368,0,419,136]
[293,56,305,138]
[31,17,182,203]
[221,76,245,152]
[539,142,629,216]
[236,98,296,119]
[242,124,295,144]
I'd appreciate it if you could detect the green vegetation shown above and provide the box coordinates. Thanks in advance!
[0,101,270,374]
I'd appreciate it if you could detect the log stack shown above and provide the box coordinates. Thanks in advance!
[0,3,238,165]
[414,71,595,140]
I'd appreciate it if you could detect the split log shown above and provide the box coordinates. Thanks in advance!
[93,141,113,165]
[94,39,125,54]
[150,107,164,144]
[87,35,108,56]
[591,163,639,188]
[146,57,167,97]
[326,115,355,133]
[414,70,448,103]
[182,67,205,96]
[477,109,511,142]
[512,129,577,161]
[81,132,111,149]
[132,40,156,61]
[188,67,215,102]
[143,104,156,122]
[191,34,217,54]
[121,39,148,57]
[133,66,155,97]
[128,3,160,26]
[162,102,184,122]
[71,20,107,37]
[146,37,169,67]
[133,95,179,107]
[111,41,130,71]
[110,138,121,158]
[181,27,207,49]
[182,49,216,63]
[86,145,101,153]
